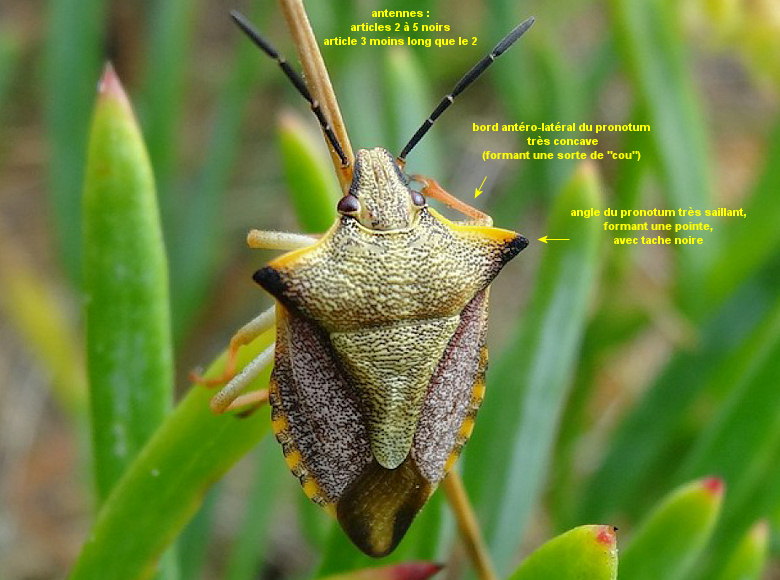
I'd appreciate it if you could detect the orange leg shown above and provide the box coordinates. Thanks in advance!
[210,343,275,414]
[191,306,276,387]
[223,389,270,416]
[192,229,317,387]
[194,229,317,410]
[411,174,492,226]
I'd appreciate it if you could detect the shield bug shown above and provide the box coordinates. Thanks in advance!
[206,10,533,558]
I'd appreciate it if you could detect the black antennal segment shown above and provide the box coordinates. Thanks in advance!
[230,10,349,166]
[397,16,535,163]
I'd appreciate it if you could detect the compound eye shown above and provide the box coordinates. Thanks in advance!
[337,194,360,215]
[411,190,426,207]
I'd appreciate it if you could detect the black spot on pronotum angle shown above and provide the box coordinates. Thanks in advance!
[516,235,530,251]
[253,266,287,298]
[501,234,529,264]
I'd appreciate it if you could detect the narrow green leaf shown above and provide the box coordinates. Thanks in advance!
[549,306,646,527]
[169,17,265,343]
[488,12,582,219]
[83,64,174,502]
[136,0,201,349]
[224,439,286,580]
[44,0,107,282]
[698,443,780,579]
[675,297,780,503]
[139,0,198,207]
[714,520,770,580]
[383,47,442,177]
[508,525,618,580]
[703,115,780,311]
[338,54,387,150]
[69,333,273,580]
[578,275,780,524]
[686,298,780,577]
[464,161,603,575]
[607,0,715,303]
[619,478,724,580]
[176,487,219,580]
[278,112,341,233]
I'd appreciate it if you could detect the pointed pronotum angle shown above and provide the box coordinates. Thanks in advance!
[208,10,534,558]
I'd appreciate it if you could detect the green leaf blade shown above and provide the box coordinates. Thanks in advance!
[619,478,725,580]
[714,520,770,580]
[608,0,715,306]
[465,161,604,574]
[139,0,198,207]
[83,64,174,502]
[278,112,341,233]
[69,334,273,580]
[44,0,107,283]
[508,525,618,580]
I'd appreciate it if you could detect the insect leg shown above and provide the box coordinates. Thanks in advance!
[412,174,492,226]
[195,230,312,388]
[210,344,275,414]
[192,306,275,386]
[247,229,318,250]
[442,471,498,580]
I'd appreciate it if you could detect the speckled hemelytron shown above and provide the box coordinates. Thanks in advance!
[255,148,527,556]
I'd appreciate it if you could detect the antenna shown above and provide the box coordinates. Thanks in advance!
[230,10,349,167]
[397,17,535,163]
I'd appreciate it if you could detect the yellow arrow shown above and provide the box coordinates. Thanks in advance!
[474,176,488,198]
[538,236,570,244]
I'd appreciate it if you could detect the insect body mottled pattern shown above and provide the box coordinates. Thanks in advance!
[210,12,535,560]
[256,148,527,556]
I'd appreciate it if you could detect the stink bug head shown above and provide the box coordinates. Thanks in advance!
[338,148,424,231]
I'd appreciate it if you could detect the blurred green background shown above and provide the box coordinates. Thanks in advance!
[1,0,779,578]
